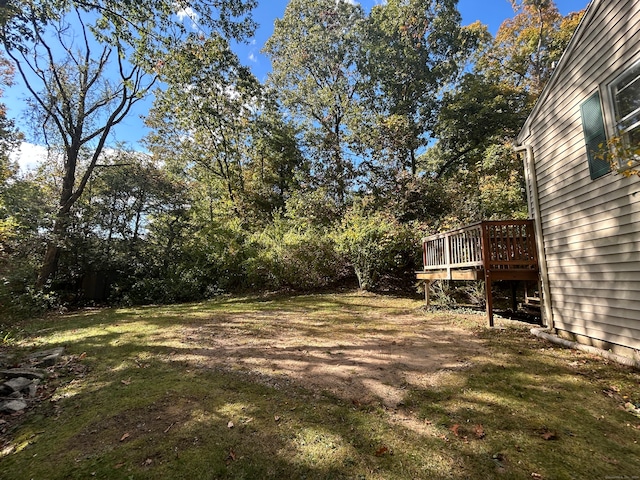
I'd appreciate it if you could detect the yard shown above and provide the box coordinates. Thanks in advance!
[1,291,639,479]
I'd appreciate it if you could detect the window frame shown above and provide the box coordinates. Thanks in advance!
[603,60,640,171]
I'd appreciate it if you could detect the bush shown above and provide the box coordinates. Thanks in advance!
[334,204,416,291]
[247,219,347,290]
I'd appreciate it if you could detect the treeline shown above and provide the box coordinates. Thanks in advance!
[0,0,582,316]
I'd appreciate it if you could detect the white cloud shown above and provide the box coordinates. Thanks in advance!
[7,143,140,175]
[175,4,200,29]
[249,53,257,63]
[9,142,47,173]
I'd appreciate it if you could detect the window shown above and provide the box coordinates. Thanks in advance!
[580,91,610,180]
[609,62,640,163]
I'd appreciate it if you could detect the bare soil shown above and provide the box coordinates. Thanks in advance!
[174,304,487,409]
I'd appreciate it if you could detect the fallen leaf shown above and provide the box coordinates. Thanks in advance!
[541,431,557,441]
[274,415,281,422]
[121,378,131,386]
[474,424,485,439]
[114,463,125,469]
[79,352,87,360]
[120,433,130,442]
[143,458,153,466]
[227,421,234,429]
[450,424,461,437]
[227,449,237,461]
[375,446,389,456]
[531,473,542,479]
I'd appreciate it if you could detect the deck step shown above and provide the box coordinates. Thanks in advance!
[524,296,541,306]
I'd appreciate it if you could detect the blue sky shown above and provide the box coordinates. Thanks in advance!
[6,0,590,158]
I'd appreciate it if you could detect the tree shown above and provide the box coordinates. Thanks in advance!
[146,34,263,222]
[422,0,584,227]
[2,10,153,287]
[264,0,365,207]
[244,107,307,222]
[0,50,24,274]
[433,73,529,176]
[478,0,584,98]
[75,151,191,302]
[0,51,20,184]
[356,0,472,175]
[0,0,257,288]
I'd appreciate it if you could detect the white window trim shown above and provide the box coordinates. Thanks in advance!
[601,59,640,171]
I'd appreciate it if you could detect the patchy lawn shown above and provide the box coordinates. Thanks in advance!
[1,291,639,479]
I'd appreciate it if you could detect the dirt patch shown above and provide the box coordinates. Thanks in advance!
[175,307,487,409]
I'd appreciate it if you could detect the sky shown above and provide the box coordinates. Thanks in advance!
[6,0,590,170]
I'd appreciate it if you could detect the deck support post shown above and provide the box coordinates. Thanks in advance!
[511,281,518,312]
[485,274,494,327]
[424,280,431,307]
[481,224,494,327]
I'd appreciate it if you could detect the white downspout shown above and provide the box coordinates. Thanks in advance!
[514,143,554,330]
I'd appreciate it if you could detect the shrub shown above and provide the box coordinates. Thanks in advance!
[334,205,415,291]
[247,220,346,290]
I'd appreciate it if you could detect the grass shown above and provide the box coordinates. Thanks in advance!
[1,291,639,479]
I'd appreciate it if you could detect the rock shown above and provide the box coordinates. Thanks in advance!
[25,347,65,367]
[4,377,33,392]
[0,368,46,380]
[28,380,39,398]
[0,353,16,367]
[0,399,27,414]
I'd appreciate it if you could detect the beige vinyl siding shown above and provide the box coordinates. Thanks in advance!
[520,0,640,351]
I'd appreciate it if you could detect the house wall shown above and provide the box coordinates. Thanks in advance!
[519,0,640,354]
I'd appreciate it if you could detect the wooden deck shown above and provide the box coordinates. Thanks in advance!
[416,220,540,326]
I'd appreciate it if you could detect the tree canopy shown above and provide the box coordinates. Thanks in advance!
[0,0,586,313]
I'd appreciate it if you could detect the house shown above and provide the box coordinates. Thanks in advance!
[516,0,640,359]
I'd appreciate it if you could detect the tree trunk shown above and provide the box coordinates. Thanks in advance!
[36,145,78,288]
[36,212,67,288]
[410,148,417,176]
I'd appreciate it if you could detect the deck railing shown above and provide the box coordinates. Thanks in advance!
[419,219,540,326]
[422,220,538,275]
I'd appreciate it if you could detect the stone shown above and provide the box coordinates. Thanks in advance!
[25,347,65,367]
[0,399,27,413]
[4,377,33,392]
[28,380,39,398]
[0,368,46,380]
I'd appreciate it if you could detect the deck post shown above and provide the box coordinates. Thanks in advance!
[424,280,431,307]
[511,281,518,312]
[485,273,494,327]
[480,223,494,327]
